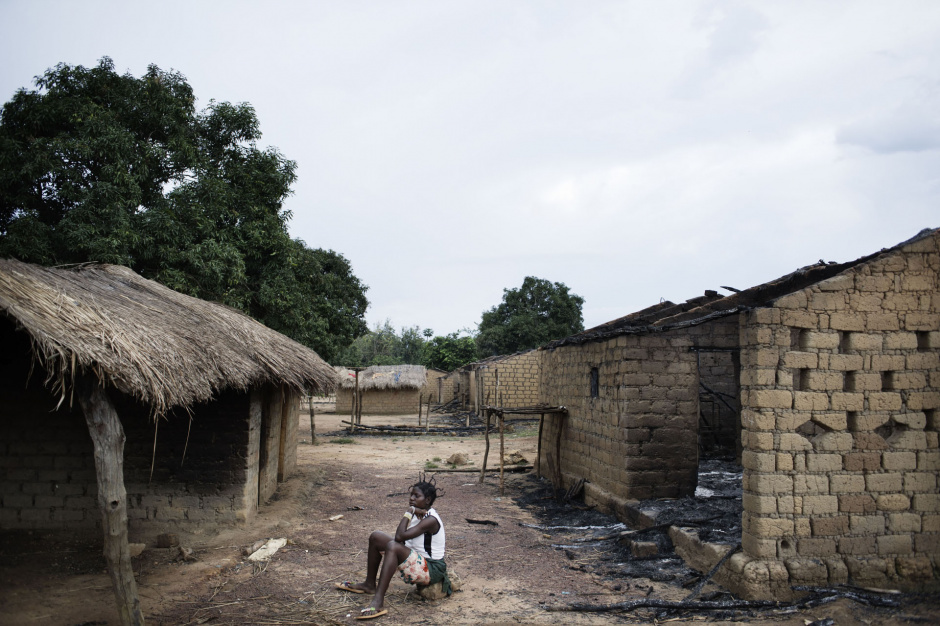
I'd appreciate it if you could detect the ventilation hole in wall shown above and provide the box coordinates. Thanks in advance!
[926,410,938,433]
[847,412,860,432]
[590,367,599,399]
[797,420,820,437]
[793,368,808,391]
[835,331,844,353]
[844,371,857,392]
[917,331,931,352]
[796,329,810,350]
[840,332,853,353]
[881,371,895,391]
[780,539,791,550]
[790,328,801,350]
[875,419,897,440]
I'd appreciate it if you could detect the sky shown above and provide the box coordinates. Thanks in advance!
[1,1,938,337]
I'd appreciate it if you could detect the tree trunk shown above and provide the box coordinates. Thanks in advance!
[78,381,144,626]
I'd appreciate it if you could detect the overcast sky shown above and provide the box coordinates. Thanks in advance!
[2,1,938,337]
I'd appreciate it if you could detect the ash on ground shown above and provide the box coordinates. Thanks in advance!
[512,459,743,589]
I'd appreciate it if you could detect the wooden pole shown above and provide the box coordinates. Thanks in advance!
[495,368,500,407]
[418,393,422,427]
[309,399,316,444]
[479,409,491,484]
[426,395,431,433]
[354,369,361,429]
[554,413,565,490]
[498,411,505,496]
[78,381,144,626]
[536,413,544,478]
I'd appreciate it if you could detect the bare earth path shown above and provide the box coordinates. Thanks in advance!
[1,406,937,625]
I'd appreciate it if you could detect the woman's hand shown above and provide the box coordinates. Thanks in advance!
[412,506,428,518]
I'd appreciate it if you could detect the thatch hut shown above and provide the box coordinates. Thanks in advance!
[335,364,428,415]
[0,259,336,623]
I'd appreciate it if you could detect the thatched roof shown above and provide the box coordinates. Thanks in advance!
[336,365,427,391]
[0,259,337,414]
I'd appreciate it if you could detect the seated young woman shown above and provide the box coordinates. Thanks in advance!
[335,474,450,620]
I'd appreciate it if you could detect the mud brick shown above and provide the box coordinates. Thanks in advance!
[906,352,940,369]
[830,475,865,493]
[779,433,813,451]
[794,392,829,411]
[855,276,893,292]
[830,312,866,331]
[750,474,794,495]
[777,496,796,514]
[870,355,906,371]
[894,412,926,429]
[794,475,829,495]
[866,313,901,332]
[923,515,940,532]
[895,556,934,580]
[805,371,843,391]
[797,537,837,556]
[783,351,818,369]
[751,389,793,409]
[869,392,903,411]
[912,494,940,512]
[865,473,903,492]
[812,516,849,536]
[888,513,921,533]
[843,333,881,351]
[743,493,778,514]
[849,515,886,534]
[806,454,842,472]
[839,536,877,555]
[914,533,940,554]
[917,451,940,471]
[876,494,911,511]
[853,433,888,450]
[742,451,775,471]
[904,472,937,492]
[843,452,880,471]
[802,495,838,515]
[810,294,846,312]
[840,494,876,513]
[882,452,917,471]
[784,557,830,585]
[906,392,940,411]
[776,453,794,471]
[742,531,778,558]
[813,432,853,451]
[831,392,864,411]
[877,534,912,555]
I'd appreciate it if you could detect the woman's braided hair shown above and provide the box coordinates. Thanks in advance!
[412,472,444,506]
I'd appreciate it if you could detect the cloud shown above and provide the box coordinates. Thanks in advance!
[837,104,940,154]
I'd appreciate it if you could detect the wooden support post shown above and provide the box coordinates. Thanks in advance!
[309,399,316,444]
[554,413,564,491]
[479,409,491,484]
[498,412,505,496]
[536,413,544,478]
[418,393,422,426]
[78,381,144,626]
[426,395,431,433]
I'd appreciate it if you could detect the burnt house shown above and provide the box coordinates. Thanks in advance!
[538,227,939,597]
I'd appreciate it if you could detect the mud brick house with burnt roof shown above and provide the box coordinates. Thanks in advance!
[0,259,337,536]
[537,227,939,598]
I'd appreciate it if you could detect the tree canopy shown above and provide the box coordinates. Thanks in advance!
[0,58,368,362]
[337,321,478,371]
[477,276,584,356]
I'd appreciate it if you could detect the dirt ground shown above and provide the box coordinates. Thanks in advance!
[1,405,938,625]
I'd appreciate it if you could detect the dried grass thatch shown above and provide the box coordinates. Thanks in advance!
[0,259,337,414]
[335,364,427,390]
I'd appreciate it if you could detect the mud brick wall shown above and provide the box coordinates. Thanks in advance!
[420,370,450,404]
[734,233,940,598]
[336,388,424,415]
[480,351,541,407]
[539,330,700,509]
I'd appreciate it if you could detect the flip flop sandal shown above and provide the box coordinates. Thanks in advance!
[334,581,366,594]
[356,607,388,620]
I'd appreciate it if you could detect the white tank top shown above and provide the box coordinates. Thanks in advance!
[405,507,445,560]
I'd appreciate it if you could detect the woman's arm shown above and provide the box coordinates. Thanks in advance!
[394,509,440,543]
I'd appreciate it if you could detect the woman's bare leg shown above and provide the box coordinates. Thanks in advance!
[347,531,392,593]
[365,539,411,612]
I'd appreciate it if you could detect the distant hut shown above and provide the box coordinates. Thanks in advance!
[0,259,336,623]
[336,365,428,415]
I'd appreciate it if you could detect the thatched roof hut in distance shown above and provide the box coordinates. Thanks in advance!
[0,259,337,623]
[335,364,430,415]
